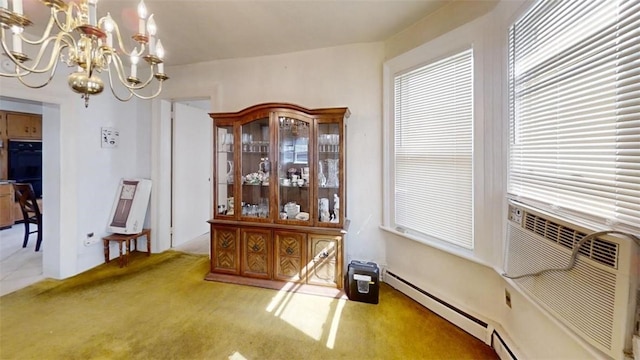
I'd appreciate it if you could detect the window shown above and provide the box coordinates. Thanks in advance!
[392,49,474,249]
[508,0,640,231]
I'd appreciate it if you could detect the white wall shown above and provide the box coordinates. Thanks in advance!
[158,42,387,264]
[0,69,153,278]
[382,1,599,359]
[73,95,152,273]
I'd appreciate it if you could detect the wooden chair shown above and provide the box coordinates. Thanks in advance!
[13,183,43,252]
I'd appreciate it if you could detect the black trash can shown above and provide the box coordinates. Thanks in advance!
[346,260,379,304]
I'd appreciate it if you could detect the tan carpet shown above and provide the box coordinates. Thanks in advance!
[0,251,497,359]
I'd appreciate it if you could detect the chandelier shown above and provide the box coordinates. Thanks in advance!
[0,0,168,107]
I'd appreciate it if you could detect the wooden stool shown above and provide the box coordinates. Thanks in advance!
[102,229,151,267]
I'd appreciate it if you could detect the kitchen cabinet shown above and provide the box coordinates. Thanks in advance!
[207,103,349,292]
[6,112,42,139]
[0,183,13,228]
[1,111,42,180]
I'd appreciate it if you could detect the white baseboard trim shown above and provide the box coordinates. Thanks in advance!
[384,269,520,359]
[491,328,519,360]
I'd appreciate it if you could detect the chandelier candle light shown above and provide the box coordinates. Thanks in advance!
[0,0,169,107]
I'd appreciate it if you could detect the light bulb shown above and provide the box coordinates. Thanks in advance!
[104,14,114,32]
[137,0,147,19]
[156,40,165,73]
[156,40,165,59]
[137,0,147,35]
[104,14,114,47]
[147,14,156,36]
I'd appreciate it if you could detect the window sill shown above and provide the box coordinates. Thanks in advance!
[379,225,493,269]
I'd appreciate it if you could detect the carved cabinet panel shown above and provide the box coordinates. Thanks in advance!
[307,234,342,287]
[211,225,240,275]
[274,231,307,282]
[241,228,272,279]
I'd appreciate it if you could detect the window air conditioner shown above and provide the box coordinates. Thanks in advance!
[504,200,639,359]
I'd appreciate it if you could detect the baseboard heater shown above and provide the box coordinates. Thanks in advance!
[384,270,517,360]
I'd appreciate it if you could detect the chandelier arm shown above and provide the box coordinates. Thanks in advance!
[106,68,134,102]
[17,16,53,46]
[105,54,165,101]
[104,48,130,85]
[20,3,75,45]
[5,32,75,75]
[127,68,155,90]
[128,81,165,100]
[51,2,82,33]
[103,49,154,91]
[104,53,135,102]
[105,19,146,57]
[15,53,64,89]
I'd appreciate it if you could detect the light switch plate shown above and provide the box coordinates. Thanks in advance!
[101,127,119,148]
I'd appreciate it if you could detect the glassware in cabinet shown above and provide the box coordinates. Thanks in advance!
[277,115,311,223]
[316,122,342,225]
[215,125,235,217]
[240,118,271,220]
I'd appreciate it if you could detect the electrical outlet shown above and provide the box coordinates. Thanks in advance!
[83,232,98,246]
[505,289,512,308]
[508,205,523,225]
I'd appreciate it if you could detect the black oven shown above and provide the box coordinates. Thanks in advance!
[8,140,43,198]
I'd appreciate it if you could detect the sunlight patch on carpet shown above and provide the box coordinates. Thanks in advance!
[265,284,341,342]
[228,351,248,360]
[326,298,345,349]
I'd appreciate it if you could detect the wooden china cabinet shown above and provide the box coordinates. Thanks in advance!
[207,103,349,293]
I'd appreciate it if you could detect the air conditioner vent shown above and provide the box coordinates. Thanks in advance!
[522,212,619,269]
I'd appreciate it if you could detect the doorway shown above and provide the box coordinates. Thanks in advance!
[0,96,60,293]
[171,99,211,250]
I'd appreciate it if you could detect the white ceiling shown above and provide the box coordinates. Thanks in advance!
[23,0,450,66]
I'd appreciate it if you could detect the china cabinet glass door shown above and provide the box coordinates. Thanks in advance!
[240,118,271,220]
[277,115,311,223]
[215,125,235,217]
[317,123,342,225]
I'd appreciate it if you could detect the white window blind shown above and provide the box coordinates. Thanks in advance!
[508,0,640,231]
[394,49,474,249]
